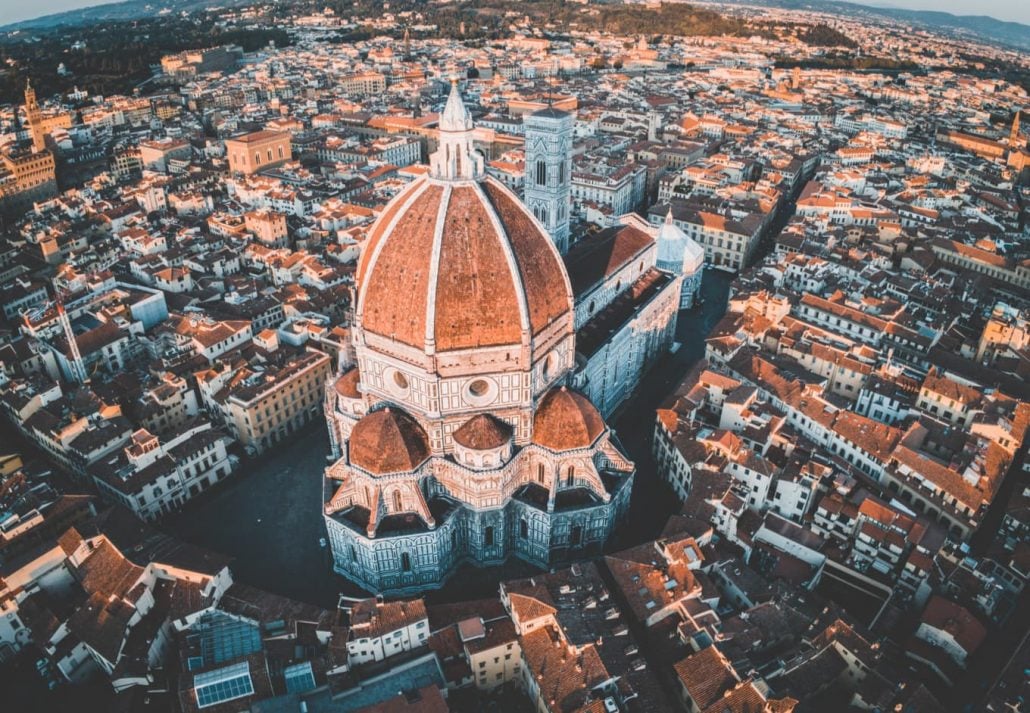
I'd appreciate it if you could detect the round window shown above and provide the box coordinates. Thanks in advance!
[542,351,558,379]
[464,377,497,406]
[386,368,410,396]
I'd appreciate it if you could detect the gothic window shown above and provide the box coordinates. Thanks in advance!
[541,207,548,224]
[401,552,411,571]
[558,161,565,185]
[538,463,545,484]
[571,525,582,546]
[350,546,357,562]
[536,160,547,186]
[393,490,403,512]
[520,519,528,539]
[566,466,575,487]
[484,526,494,546]
[451,530,457,548]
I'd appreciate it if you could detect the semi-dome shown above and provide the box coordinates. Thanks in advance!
[349,407,430,475]
[453,413,513,451]
[334,366,361,399]
[532,386,606,451]
[355,81,573,357]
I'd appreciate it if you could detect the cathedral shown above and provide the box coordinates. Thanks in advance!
[322,81,703,594]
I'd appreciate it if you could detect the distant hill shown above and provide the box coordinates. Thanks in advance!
[0,0,248,32]
[5,0,1028,53]
[709,0,1030,51]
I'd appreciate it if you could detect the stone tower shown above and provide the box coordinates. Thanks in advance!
[524,105,573,254]
[24,79,45,153]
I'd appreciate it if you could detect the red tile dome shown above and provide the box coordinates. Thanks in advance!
[356,176,573,355]
[453,414,514,451]
[349,407,430,474]
[532,387,606,451]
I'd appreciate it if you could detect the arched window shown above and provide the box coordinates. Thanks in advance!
[393,490,403,512]
[566,466,575,487]
[536,160,547,186]
[401,552,411,571]
[558,161,565,185]
[520,519,528,539]
[484,526,494,546]
[538,463,546,484]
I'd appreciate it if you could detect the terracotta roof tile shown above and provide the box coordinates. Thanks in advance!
[434,185,523,350]
[349,408,430,475]
[361,183,443,348]
[532,387,605,451]
[481,179,572,336]
[453,413,513,450]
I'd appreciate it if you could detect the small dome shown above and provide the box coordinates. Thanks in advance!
[532,387,606,451]
[453,414,513,450]
[334,366,361,399]
[657,208,704,270]
[349,407,430,474]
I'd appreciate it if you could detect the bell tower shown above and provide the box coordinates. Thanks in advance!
[524,104,573,254]
[24,79,46,153]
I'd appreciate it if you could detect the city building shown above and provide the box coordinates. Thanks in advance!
[225,130,292,175]
[322,82,636,595]
[523,106,574,254]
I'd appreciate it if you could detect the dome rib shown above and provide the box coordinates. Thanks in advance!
[432,184,524,351]
[481,180,573,335]
[356,178,425,288]
[360,183,444,349]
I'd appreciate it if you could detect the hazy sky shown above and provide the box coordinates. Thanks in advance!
[862,0,1030,24]
[1,0,1029,28]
